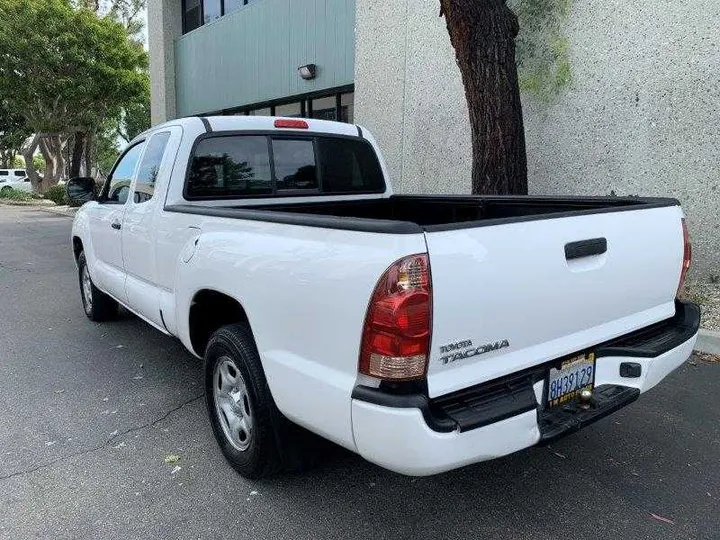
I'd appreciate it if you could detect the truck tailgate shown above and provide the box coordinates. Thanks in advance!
[424,205,685,398]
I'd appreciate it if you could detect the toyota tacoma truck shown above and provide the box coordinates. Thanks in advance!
[67,116,699,478]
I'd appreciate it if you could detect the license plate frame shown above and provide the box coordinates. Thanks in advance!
[547,352,596,408]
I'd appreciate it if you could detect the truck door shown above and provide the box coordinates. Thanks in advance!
[121,128,178,329]
[86,141,145,303]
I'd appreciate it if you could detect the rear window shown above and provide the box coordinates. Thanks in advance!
[186,135,384,199]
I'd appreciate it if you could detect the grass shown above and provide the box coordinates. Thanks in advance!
[0,187,33,202]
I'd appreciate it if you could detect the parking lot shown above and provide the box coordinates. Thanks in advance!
[0,205,718,540]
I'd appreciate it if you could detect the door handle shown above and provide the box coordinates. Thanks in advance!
[565,238,607,260]
[111,222,122,230]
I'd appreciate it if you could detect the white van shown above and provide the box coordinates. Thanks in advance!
[0,169,33,193]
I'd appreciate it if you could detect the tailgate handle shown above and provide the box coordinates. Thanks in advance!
[565,238,607,260]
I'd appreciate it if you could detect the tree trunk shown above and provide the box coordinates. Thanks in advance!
[0,150,17,169]
[38,134,64,192]
[21,134,42,191]
[440,0,528,195]
[70,132,86,178]
[83,131,93,177]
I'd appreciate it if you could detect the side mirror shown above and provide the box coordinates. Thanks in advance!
[66,177,97,205]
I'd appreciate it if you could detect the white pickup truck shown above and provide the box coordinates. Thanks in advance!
[67,116,699,478]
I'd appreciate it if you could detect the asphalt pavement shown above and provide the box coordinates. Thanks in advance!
[0,205,718,540]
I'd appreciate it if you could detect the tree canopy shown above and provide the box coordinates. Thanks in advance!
[0,0,149,189]
[0,0,148,134]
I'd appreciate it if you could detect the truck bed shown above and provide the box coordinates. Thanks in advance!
[166,195,679,234]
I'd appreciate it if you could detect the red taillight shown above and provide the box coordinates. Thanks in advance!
[274,119,309,129]
[359,254,432,381]
[677,218,692,296]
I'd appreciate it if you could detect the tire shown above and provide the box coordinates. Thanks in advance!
[1,186,11,195]
[77,251,118,322]
[204,324,285,479]
[205,324,330,479]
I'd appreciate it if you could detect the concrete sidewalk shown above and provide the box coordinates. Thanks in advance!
[696,329,720,355]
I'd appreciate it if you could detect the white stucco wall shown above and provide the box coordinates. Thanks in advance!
[355,0,720,276]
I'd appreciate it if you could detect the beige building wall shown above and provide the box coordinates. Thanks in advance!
[355,0,720,276]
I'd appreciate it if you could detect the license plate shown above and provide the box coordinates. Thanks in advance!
[547,353,595,407]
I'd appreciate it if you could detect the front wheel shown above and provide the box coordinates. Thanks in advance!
[77,252,118,322]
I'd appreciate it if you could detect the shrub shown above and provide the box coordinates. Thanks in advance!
[43,184,68,205]
[0,187,33,201]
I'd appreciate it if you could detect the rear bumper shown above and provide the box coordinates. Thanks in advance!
[351,301,699,476]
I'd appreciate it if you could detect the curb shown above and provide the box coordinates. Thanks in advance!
[0,200,55,207]
[37,206,77,218]
[696,329,720,355]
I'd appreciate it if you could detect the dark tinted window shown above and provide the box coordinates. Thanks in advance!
[184,0,202,32]
[103,143,145,204]
[187,136,272,198]
[317,138,385,193]
[134,132,170,203]
[272,139,318,191]
[185,135,385,199]
[14,170,25,177]
[0,171,8,176]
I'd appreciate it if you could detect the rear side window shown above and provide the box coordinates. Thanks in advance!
[134,132,171,203]
[187,136,272,198]
[185,135,385,199]
[316,138,384,193]
[0,171,8,176]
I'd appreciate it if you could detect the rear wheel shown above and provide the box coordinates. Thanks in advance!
[77,252,118,322]
[1,186,11,195]
[205,324,284,478]
[204,324,327,479]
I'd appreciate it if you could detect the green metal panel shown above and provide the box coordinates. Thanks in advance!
[175,0,355,117]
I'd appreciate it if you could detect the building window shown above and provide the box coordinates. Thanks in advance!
[310,96,337,121]
[182,0,257,34]
[221,89,355,125]
[274,102,302,118]
[203,0,221,24]
[340,92,354,123]
[183,0,202,33]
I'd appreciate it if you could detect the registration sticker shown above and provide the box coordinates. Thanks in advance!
[547,353,595,407]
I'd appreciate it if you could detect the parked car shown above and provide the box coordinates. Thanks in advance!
[0,169,32,194]
[67,116,699,479]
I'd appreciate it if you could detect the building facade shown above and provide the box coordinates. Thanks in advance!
[149,0,719,276]
[149,0,355,125]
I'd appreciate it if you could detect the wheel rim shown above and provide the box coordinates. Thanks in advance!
[81,265,93,314]
[213,356,253,451]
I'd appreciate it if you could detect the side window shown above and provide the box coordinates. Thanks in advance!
[271,139,318,191]
[101,143,145,204]
[187,136,272,198]
[134,132,171,203]
[14,170,26,177]
[0,171,8,176]
[316,138,385,193]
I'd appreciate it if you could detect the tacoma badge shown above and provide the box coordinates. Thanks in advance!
[439,339,510,365]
